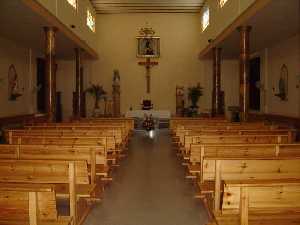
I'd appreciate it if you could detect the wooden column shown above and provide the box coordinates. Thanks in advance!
[212,47,222,116]
[44,27,57,122]
[74,48,83,119]
[238,26,251,122]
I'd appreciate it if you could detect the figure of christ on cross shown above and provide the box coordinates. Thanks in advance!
[138,58,159,93]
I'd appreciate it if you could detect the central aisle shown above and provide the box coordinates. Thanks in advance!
[84,129,208,225]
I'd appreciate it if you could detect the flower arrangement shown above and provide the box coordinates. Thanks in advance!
[188,83,203,108]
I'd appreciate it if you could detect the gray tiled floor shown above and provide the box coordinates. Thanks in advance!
[83,129,208,225]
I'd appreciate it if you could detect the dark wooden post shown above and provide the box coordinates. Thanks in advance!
[212,47,222,116]
[74,48,83,119]
[44,27,57,122]
[238,26,251,121]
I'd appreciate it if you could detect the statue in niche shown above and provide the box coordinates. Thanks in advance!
[8,64,23,101]
[275,64,288,101]
[113,69,120,86]
[112,69,121,117]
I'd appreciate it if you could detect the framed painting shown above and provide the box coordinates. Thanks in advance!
[136,37,160,58]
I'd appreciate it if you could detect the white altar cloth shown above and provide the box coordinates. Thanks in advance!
[125,110,171,119]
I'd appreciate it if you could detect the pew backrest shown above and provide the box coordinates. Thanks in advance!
[202,158,300,182]
[0,159,89,184]
[184,135,289,153]
[9,135,111,149]
[190,143,300,165]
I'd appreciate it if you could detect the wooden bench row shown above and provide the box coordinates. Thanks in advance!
[0,144,109,180]
[0,119,134,225]
[170,117,228,130]
[203,157,300,225]
[170,118,300,225]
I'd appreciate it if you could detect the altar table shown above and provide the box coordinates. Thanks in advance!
[125,110,171,119]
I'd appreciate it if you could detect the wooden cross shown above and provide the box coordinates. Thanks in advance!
[138,58,159,93]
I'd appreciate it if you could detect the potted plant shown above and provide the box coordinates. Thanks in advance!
[85,84,107,110]
[188,83,203,116]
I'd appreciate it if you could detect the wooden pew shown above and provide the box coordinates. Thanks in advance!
[200,157,300,215]
[24,123,128,135]
[171,121,273,135]
[172,121,280,138]
[0,144,109,182]
[210,179,300,225]
[20,124,130,151]
[24,123,128,140]
[175,129,295,148]
[0,159,95,225]
[172,123,283,146]
[0,184,72,225]
[170,117,228,130]
[181,134,289,157]
[8,135,122,165]
[7,135,121,155]
[75,118,134,132]
[5,129,126,153]
[188,143,300,175]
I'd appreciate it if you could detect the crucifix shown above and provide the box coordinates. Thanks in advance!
[138,57,158,93]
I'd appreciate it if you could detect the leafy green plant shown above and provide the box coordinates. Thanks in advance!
[85,84,107,109]
[188,83,203,108]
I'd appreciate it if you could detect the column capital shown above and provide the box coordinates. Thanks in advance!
[213,47,222,51]
[75,48,84,53]
[43,26,58,33]
[237,26,252,33]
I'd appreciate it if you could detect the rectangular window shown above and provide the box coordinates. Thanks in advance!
[67,0,77,9]
[87,10,96,32]
[202,7,209,32]
[219,0,228,8]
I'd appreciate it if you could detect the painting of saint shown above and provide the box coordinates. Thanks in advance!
[137,37,160,58]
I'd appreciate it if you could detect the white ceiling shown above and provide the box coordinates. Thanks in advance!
[90,0,205,14]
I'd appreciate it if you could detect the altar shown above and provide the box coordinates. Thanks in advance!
[125,110,171,119]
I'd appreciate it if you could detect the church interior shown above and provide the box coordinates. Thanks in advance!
[0,0,299,225]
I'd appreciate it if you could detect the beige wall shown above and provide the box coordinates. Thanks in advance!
[0,36,38,117]
[56,60,75,120]
[56,13,241,119]
[261,33,300,117]
[87,13,205,116]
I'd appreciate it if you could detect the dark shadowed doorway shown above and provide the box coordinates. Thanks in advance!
[249,57,261,111]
